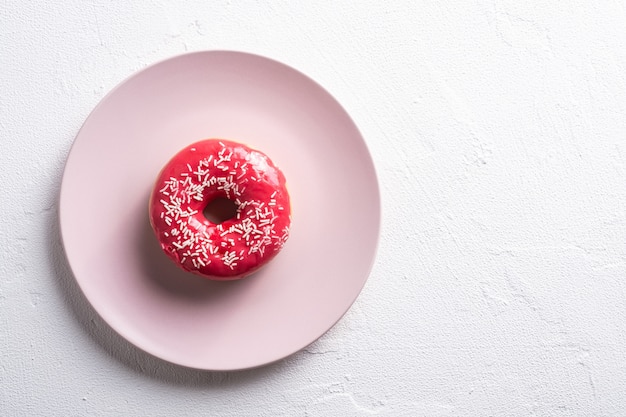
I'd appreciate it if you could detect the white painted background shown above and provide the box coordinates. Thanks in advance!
[2,1,626,415]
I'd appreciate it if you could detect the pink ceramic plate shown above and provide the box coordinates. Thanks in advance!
[60,51,380,370]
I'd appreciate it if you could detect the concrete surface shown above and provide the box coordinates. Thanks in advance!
[2,1,626,415]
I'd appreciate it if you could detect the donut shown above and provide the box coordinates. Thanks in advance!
[149,139,291,280]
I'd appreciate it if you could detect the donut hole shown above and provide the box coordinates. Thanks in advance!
[203,197,238,224]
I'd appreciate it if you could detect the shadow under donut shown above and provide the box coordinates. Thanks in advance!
[136,206,248,302]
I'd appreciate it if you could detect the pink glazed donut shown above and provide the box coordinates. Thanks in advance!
[149,139,291,280]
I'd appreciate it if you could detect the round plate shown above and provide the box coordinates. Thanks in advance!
[60,51,380,370]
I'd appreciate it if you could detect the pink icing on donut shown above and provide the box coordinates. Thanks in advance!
[149,139,291,280]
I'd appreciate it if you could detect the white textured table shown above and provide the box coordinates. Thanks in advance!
[2,1,626,415]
